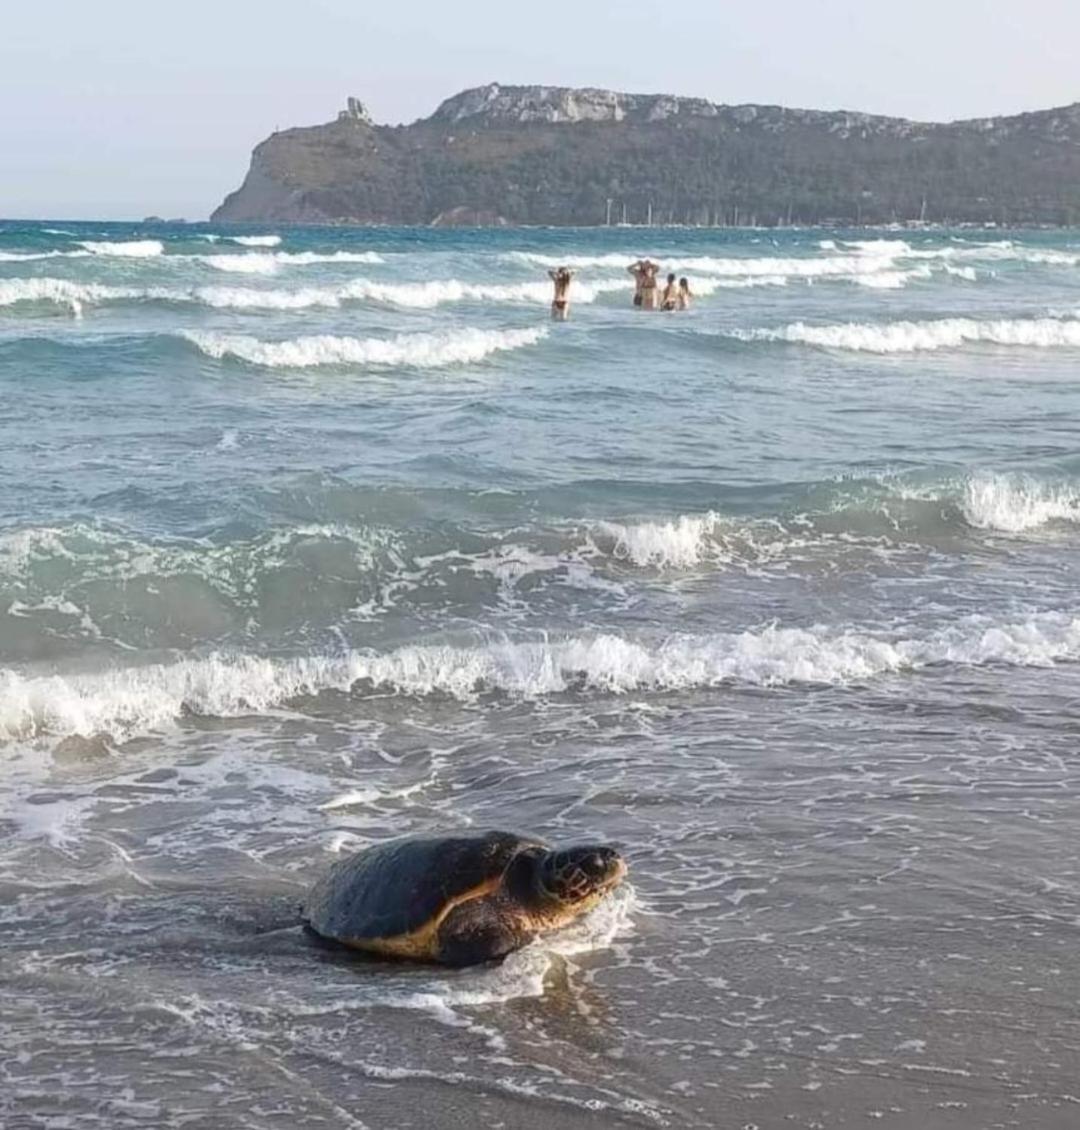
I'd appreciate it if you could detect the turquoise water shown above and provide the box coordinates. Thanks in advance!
[2,220,1080,1127]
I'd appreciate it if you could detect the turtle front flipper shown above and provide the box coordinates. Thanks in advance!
[436,895,533,967]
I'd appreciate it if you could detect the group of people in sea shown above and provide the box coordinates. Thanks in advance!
[547,259,692,320]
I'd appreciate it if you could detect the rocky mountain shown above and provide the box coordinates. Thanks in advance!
[212,83,1080,226]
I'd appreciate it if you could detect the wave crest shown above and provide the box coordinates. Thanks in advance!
[0,276,628,314]
[961,473,1080,532]
[3,613,1078,742]
[732,316,1080,353]
[228,235,282,247]
[76,239,164,258]
[594,514,724,567]
[182,326,547,369]
[200,250,385,273]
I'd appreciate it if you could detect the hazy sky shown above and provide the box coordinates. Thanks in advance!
[2,0,1077,219]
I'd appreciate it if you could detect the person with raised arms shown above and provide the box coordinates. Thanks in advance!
[627,259,660,310]
[548,266,575,320]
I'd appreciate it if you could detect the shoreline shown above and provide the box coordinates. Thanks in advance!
[4,217,1080,231]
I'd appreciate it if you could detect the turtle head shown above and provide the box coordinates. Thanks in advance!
[530,844,627,909]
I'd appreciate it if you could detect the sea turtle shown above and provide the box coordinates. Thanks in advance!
[303,830,627,967]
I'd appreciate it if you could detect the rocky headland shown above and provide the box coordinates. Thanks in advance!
[213,84,1080,226]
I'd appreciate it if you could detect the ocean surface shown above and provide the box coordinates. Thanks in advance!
[2,220,1080,1129]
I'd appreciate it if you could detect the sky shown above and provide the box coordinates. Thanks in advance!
[2,0,1077,220]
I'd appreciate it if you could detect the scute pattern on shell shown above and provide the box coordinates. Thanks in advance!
[304,830,544,943]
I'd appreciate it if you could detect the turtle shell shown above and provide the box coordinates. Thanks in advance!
[304,830,545,949]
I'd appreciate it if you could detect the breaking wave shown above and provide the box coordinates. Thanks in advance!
[227,235,282,247]
[589,471,1080,565]
[0,520,395,593]
[731,315,1080,353]
[594,513,724,567]
[76,239,164,258]
[506,249,913,279]
[0,249,91,262]
[0,277,148,317]
[182,276,626,309]
[0,275,630,314]
[3,612,1079,742]
[199,250,385,273]
[853,266,934,289]
[960,473,1080,533]
[182,325,547,368]
[506,238,1079,283]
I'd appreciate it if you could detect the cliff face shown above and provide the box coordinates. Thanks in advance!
[212,84,1080,226]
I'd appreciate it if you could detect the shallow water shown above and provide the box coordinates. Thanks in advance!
[2,221,1080,1128]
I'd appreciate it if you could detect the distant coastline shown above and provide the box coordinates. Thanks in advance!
[213,83,1080,228]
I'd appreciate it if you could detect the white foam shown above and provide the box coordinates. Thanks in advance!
[853,266,933,289]
[317,780,428,811]
[405,885,636,1010]
[199,250,384,273]
[0,249,90,262]
[197,277,625,309]
[0,277,163,316]
[733,316,1080,353]
[596,513,723,567]
[507,238,1080,283]
[290,886,636,1018]
[180,284,338,309]
[840,239,915,256]
[1021,249,1080,266]
[4,612,1079,742]
[182,326,547,369]
[907,241,1080,267]
[317,787,387,810]
[284,250,385,265]
[0,275,626,313]
[76,239,164,258]
[961,473,1080,533]
[506,248,914,281]
[228,235,282,247]
[707,275,789,289]
[199,253,280,275]
[0,521,394,605]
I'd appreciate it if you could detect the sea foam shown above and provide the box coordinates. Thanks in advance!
[506,237,1080,284]
[193,276,626,308]
[199,250,385,273]
[0,278,148,317]
[732,316,1080,353]
[961,473,1080,533]
[4,612,1079,742]
[76,239,164,258]
[0,250,90,262]
[0,276,626,313]
[507,250,911,280]
[182,326,547,369]
[227,235,282,247]
[595,513,724,567]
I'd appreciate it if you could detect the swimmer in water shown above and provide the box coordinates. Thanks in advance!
[628,260,646,308]
[628,259,660,310]
[677,277,692,310]
[548,267,574,321]
[660,272,678,311]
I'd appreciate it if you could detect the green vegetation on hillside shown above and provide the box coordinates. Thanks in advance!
[213,86,1080,226]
